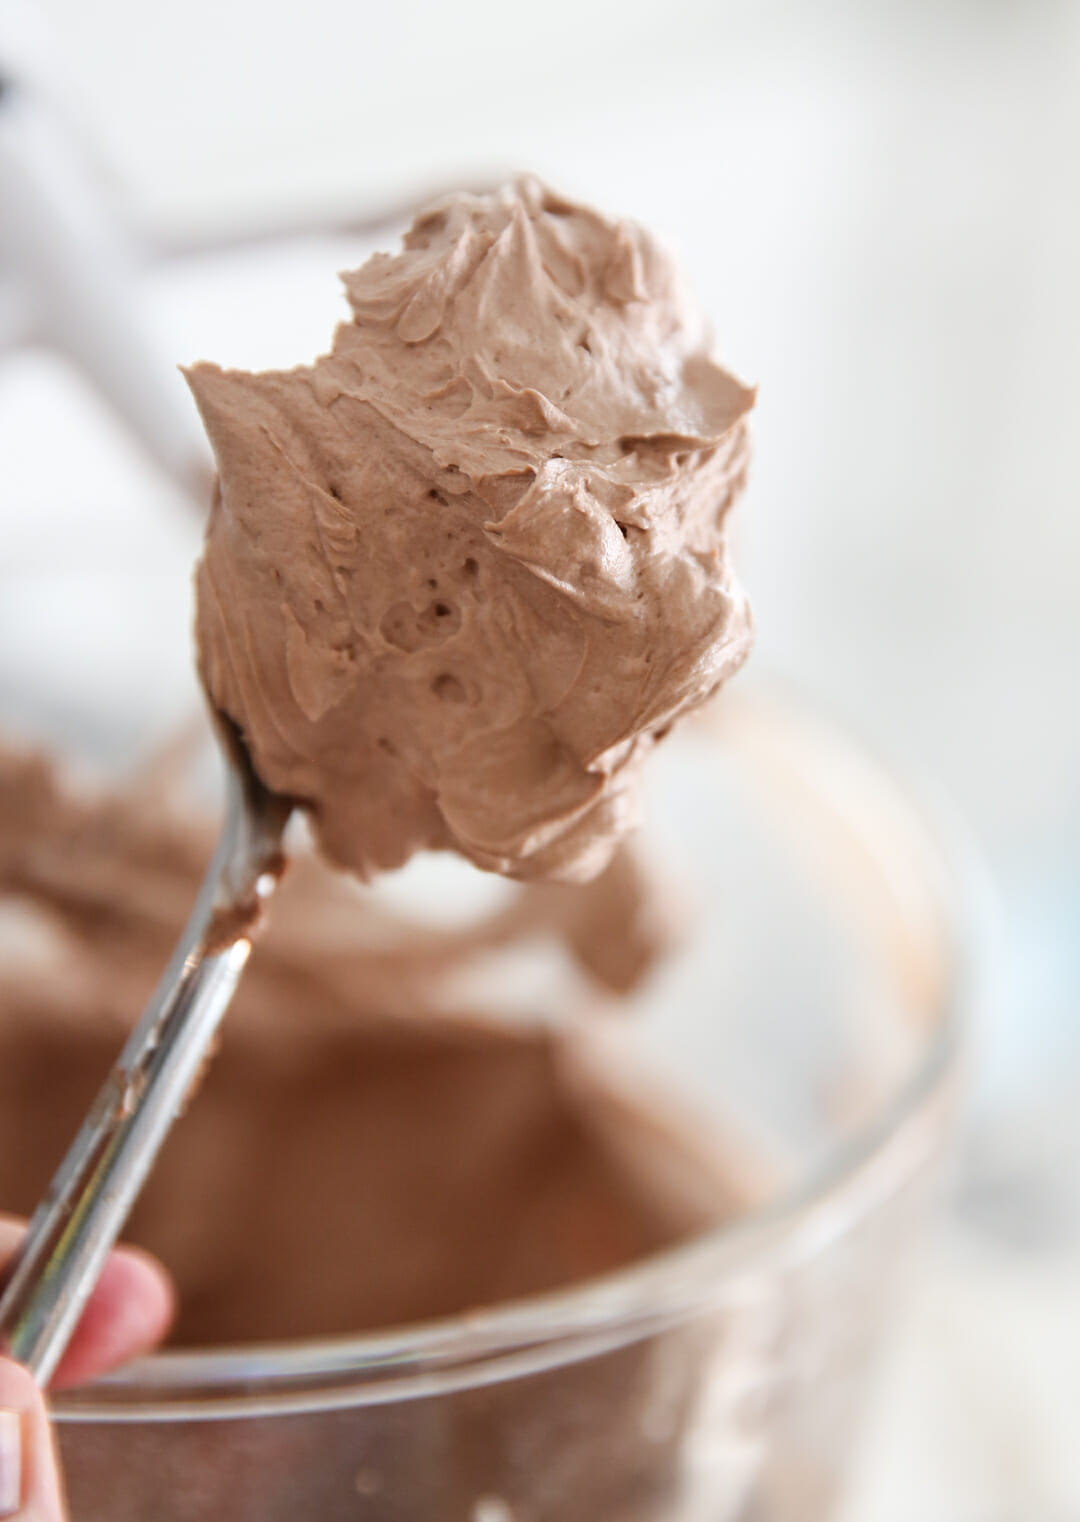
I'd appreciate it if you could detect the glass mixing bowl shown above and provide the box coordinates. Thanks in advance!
[0,560,976,1522]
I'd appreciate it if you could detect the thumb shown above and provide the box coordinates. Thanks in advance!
[0,1358,66,1521]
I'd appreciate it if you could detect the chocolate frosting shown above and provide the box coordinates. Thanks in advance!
[0,741,756,1347]
[0,739,676,1039]
[188,177,753,882]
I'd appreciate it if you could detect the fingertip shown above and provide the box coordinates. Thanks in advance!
[51,1246,176,1390]
[109,1243,178,1344]
[0,1355,66,1521]
[0,1352,38,1411]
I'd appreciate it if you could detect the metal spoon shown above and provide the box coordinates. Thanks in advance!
[0,718,291,1385]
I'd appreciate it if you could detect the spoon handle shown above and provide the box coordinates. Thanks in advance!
[0,759,287,1385]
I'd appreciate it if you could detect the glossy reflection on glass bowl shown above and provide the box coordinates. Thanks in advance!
[1,564,977,1522]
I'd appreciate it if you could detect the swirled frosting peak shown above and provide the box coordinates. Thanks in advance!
[189,178,754,881]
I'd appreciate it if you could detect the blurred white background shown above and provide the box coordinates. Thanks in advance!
[1,0,1078,1515]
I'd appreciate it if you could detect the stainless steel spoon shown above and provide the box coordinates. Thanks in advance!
[0,719,291,1385]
